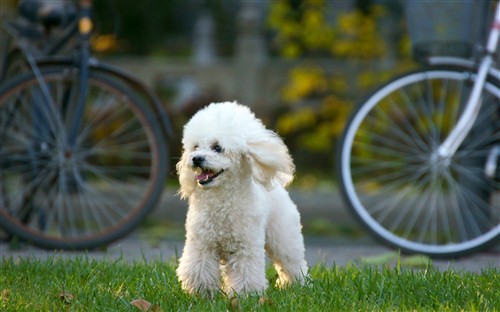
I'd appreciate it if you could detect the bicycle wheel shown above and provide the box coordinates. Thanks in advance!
[337,66,499,258]
[1,48,28,81]
[0,67,168,250]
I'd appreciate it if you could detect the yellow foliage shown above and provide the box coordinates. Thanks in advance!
[357,71,382,91]
[282,42,302,58]
[399,34,413,58]
[277,65,353,151]
[299,6,335,50]
[299,124,331,151]
[267,1,412,157]
[330,76,348,93]
[268,1,388,59]
[281,67,328,102]
[276,106,316,135]
[267,0,335,58]
[91,34,117,53]
[331,7,387,59]
[320,95,351,136]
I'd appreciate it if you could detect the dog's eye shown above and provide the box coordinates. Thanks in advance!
[193,145,199,150]
[212,144,223,153]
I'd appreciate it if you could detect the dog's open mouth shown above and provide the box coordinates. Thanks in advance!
[196,169,224,185]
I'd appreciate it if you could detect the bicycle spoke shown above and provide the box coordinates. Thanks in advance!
[358,116,424,155]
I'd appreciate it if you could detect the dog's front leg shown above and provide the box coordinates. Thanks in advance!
[176,242,221,297]
[221,247,268,296]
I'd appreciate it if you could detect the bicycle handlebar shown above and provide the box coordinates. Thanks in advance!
[486,2,500,53]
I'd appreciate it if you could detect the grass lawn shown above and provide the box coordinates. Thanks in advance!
[1,256,498,311]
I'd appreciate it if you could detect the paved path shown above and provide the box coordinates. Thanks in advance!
[1,234,498,272]
[1,189,498,272]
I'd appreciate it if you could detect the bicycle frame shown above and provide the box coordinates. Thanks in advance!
[36,56,174,136]
[2,0,92,152]
[67,0,91,149]
[437,2,500,159]
[427,56,500,82]
[2,0,172,145]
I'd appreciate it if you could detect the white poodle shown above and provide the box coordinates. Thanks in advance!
[176,101,308,297]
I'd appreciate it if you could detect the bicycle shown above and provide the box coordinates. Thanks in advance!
[337,2,499,258]
[0,0,172,250]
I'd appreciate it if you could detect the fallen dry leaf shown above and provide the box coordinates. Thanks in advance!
[131,299,151,311]
[1,289,10,300]
[229,297,242,311]
[151,304,162,312]
[131,299,162,312]
[258,296,273,306]
[58,290,74,304]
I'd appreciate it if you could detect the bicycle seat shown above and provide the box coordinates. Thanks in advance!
[19,0,76,28]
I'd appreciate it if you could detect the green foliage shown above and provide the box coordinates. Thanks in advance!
[1,257,499,311]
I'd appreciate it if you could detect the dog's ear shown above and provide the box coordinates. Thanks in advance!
[247,130,295,189]
[176,149,196,199]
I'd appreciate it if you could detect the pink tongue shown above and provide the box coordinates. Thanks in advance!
[196,171,212,180]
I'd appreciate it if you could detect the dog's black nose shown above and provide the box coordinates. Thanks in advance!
[192,156,205,167]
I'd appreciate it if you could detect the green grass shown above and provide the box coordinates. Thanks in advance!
[1,256,499,311]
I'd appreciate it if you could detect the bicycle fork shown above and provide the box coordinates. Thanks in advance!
[437,4,500,160]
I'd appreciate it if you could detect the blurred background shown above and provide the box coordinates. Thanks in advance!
[1,0,495,240]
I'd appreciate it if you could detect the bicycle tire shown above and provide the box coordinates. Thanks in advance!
[0,66,168,250]
[337,65,499,258]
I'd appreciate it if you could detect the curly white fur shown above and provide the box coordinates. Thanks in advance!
[176,102,308,297]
